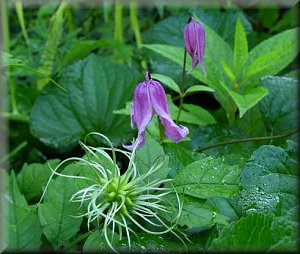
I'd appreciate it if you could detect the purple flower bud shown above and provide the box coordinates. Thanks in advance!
[124,72,189,151]
[183,17,206,76]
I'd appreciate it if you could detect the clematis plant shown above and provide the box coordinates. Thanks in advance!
[40,133,188,252]
[183,17,206,76]
[125,71,189,150]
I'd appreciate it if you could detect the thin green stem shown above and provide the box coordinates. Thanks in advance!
[114,2,123,43]
[2,112,30,122]
[176,47,187,123]
[114,1,124,64]
[129,0,147,70]
[15,0,33,61]
[0,141,28,163]
[1,0,19,114]
[158,117,164,142]
[129,0,141,48]
[197,129,299,152]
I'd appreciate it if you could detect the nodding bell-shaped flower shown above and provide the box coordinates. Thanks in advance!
[183,17,206,76]
[125,72,189,151]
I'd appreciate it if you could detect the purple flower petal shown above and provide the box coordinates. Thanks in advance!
[125,72,189,151]
[183,18,206,76]
[125,81,153,151]
[149,81,189,142]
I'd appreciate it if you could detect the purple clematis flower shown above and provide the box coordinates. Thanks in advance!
[183,17,206,76]
[124,72,189,151]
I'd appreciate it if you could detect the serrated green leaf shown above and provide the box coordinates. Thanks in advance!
[185,85,214,95]
[17,159,60,202]
[151,73,181,93]
[222,83,268,117]
[239,145,297,215]
[38,165,83,248]
[234,18,248,77]
[31,54,141,151]
[211,213,274,251]
[5,172,42,250]
[211,211,297,251]
[241,28,299,87]
[258,76,297,135]
[173,157,241,199]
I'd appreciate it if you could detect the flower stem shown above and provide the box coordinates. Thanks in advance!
[0,141,28,163]
[197,128,298,152]
[129,0,147,70]
[158,117,164,142]
[176,47,187,124]
[114,1,124,64]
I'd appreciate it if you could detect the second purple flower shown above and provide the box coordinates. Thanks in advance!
[125,72,189,151]
[183,17,206,76]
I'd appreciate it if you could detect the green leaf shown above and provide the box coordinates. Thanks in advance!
[162,194,228,231]
[31,54,141,151]
[222,84,268,117]
[239,145,297,215]
[118,233,186,252]
[237,105,267,137]
[135,133,170,182]
[185,85,214,95]
[163,142,200,178]
[211,211,297,251]
[241,28,299,87]
[234,18,248,77]
[83,229,117,252]
[5,172,42,250]
[62,40,105,66]
[208,196,239,221]
[83,229,185,252]
[258,76,297,135]
[173,156,241,199]
[182,104,216,125]
[211,213,274,251]
[167,95,216,126]
[151,73,181,93]
[17,159,60,202]
[113,101,131,116]
[221,61,236,84]
[270,207,298,251]
[38,165,83,248]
